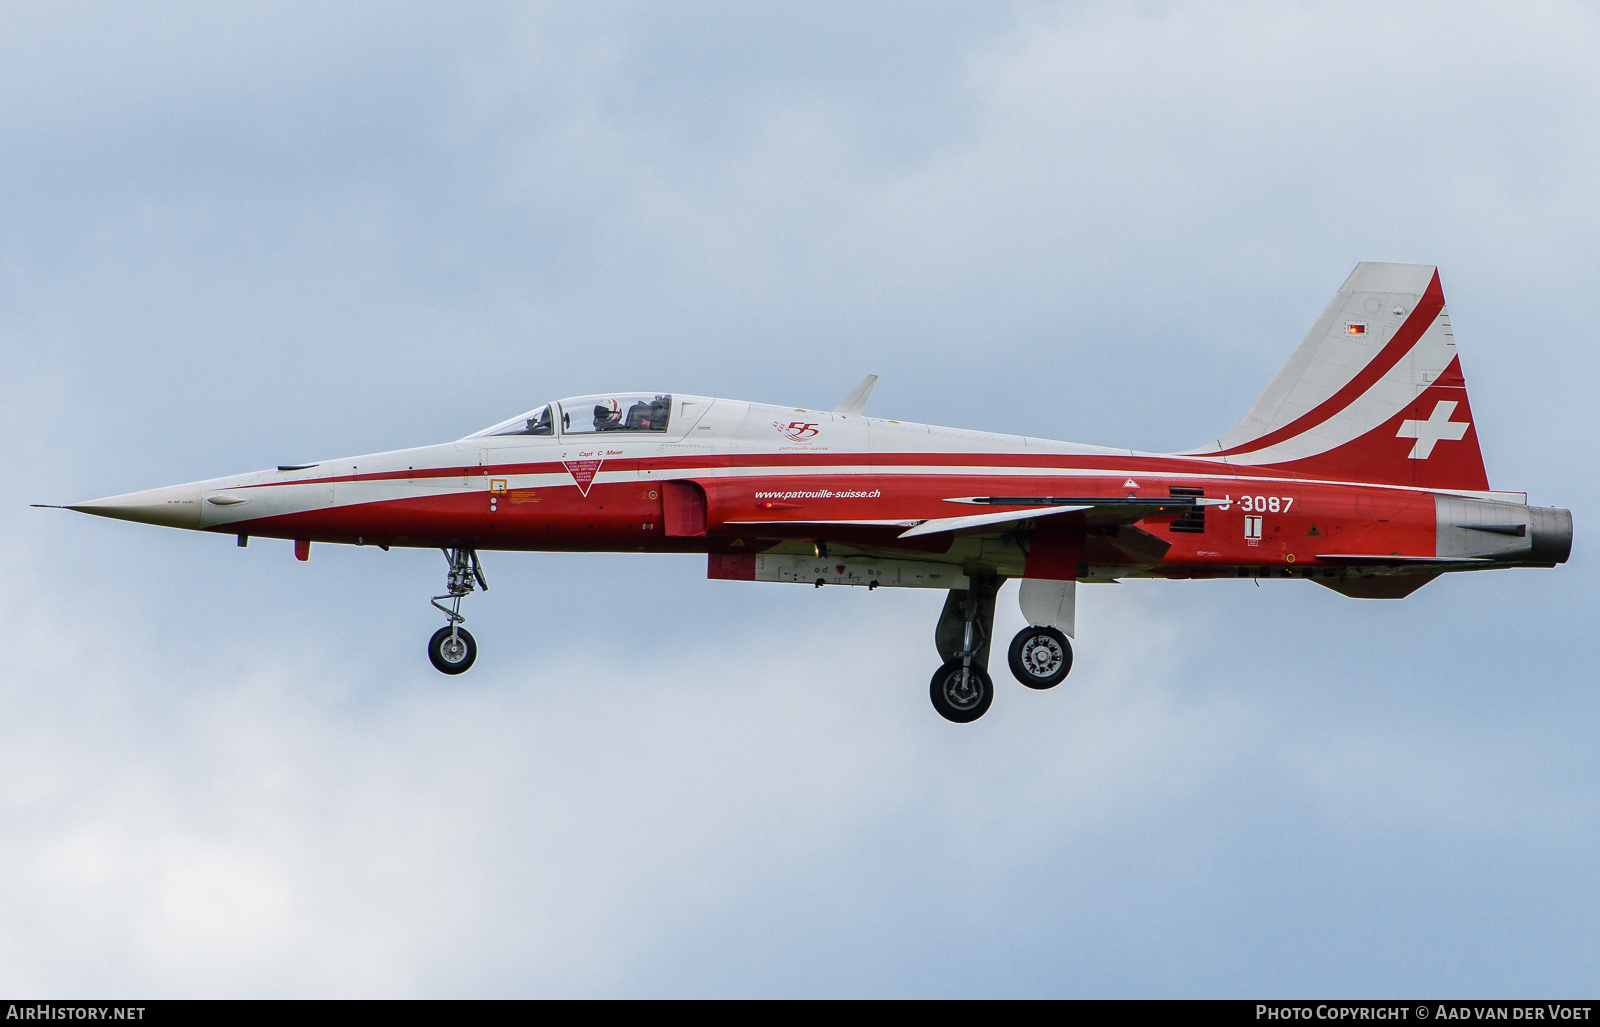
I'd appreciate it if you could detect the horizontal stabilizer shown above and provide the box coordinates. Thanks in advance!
[1314,553,1488,564]
[1317,573,1439,599]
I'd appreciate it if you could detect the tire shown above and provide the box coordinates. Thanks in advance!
[929,661,994,723]
[429,625,477,674]
[1007,626,1072,689]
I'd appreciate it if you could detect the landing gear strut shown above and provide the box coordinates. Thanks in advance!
[429,546,486,675]
[929,574,1001,723]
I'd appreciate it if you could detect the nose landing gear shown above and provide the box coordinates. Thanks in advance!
[428,547,486,675]
[429,624,477,674]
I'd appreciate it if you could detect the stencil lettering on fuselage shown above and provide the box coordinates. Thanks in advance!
[563,460,603,497]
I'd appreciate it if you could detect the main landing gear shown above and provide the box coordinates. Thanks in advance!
[929,575,1000,723]
[928,576,1076,722]
[1007,625,1072,689]
[429,546,486,675]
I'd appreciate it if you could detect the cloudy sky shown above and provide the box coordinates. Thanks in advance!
[2,0,1595,997]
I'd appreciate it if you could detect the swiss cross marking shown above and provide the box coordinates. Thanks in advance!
[1396,400,1470,459]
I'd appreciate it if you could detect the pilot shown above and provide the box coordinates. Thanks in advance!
[593,401,623,431]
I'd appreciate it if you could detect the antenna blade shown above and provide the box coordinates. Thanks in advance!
[833,374,878,416]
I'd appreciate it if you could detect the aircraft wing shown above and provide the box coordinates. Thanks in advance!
[718,496,1222,546]
[720,518,921,531]
[896,505,1092,538]
[899,495,1225,538]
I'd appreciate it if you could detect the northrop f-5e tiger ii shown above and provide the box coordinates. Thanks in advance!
[43,263,1572,722]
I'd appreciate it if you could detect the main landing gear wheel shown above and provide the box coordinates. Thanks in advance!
[1007,626,1072,689]
[429,625,477,674]
[930,662,994,723]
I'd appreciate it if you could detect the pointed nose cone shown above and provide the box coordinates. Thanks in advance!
[66,483,205,529]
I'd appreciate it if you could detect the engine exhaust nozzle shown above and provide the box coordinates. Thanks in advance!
[1529,506,1573,565]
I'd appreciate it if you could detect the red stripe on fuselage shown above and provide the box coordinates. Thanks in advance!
[239,450,1347,491]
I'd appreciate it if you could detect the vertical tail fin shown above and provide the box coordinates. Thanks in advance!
[1194,262,1489,491]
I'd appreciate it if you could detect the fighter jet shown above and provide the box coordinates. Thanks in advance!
[42,263,1572,722]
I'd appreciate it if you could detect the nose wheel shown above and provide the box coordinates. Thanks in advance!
[429,625,477,674]
[428,546,486,675]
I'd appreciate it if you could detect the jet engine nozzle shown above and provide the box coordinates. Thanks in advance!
[1435,495,1572,566]
[1528,506,1573,565]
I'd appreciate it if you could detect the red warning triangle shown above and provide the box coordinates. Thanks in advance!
[563,459,603,497]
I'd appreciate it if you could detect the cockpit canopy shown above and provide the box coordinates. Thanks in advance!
[471,403,554,437]
[467,394,674,439]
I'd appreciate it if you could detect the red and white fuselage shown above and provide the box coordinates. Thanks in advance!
[64,392,1565,588]
[71,262,1569,594]
[56,262,1571,715]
